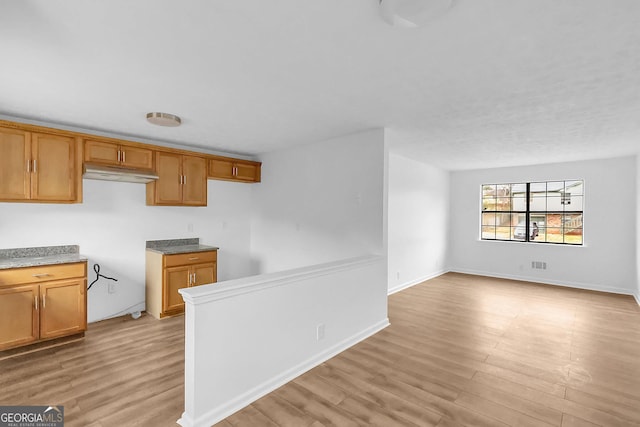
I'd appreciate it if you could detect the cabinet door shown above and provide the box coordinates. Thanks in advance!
[0,127,31,200]
[0,284,39,350]
[235,162,260,182]
[120,145,154,170]
[191,262,216,287]
[39,279,87,340]
[84,140,120,165]
[151,152,183,205]
[208,158,235,180]
[31,133,77,201]
[182,155,207,206]
[164,266,190,313]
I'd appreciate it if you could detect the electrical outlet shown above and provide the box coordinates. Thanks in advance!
[317,323,325,341]
[108,282,116,294]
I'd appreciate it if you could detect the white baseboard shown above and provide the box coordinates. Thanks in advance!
[178,318,390,427]
[634,292,640,307]
[450,267,635,297]
[388,270,448,295]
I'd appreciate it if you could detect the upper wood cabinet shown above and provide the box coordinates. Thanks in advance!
[0,126,81,203]
[146,152,207,206]
[209,158,261,183]
[84,139,154,170]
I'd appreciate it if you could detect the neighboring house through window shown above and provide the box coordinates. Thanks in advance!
[481,180,583,245]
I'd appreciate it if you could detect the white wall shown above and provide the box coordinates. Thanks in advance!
[179,255,388,427]
[637,154,640,305]
[450,156,637,295]
[387,153,449,293]
[0,179,254,322]
[250,129,386,273]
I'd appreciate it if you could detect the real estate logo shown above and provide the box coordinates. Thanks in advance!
[0,406,64,427]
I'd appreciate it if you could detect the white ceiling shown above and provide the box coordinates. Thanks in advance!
[1,1,639,170]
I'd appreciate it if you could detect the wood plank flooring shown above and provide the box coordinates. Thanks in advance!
[1,273,639,426]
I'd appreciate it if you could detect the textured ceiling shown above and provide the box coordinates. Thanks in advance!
[1,1,639,169]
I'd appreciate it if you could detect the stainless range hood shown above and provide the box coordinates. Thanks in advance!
[83,163,159,184]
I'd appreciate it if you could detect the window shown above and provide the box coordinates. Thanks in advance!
[481,180,583,245]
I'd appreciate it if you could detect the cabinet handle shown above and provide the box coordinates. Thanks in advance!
[42,295,46,309]
[233,166,237,176]
[26,159,31,173]
[35,295,38,310]
[117,150,121,162]
[192,273,196,285]
[183,175,187,185]
[188,257,199,260]
[32,273,52,278]
[33,159,37,173]
[122,150,126,163]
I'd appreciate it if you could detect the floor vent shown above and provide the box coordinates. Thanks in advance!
[531,261,547,270]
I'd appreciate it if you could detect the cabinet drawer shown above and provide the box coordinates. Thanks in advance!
[0,262,86,287]
[164,251,217,268]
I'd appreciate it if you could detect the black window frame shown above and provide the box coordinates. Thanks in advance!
[481,180,584,245]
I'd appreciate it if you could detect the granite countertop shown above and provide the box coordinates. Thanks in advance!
[146,238,218,255]
[0,245,88,270]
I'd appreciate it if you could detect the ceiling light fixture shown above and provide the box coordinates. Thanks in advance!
[146,112,182,127]
[379,0,453,28]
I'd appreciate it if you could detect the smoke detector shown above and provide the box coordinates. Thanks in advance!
[379,0,453,28]
[146,112,182,127]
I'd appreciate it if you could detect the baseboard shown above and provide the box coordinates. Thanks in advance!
[388,270,448,295]
[634,292,640,307]
[178,318,390,427]
[450,267,635,297]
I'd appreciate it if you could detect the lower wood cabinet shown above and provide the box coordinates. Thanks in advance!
[145,250,217,319]
[0,262,87,351]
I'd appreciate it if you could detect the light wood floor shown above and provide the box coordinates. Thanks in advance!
[2,273,639,426]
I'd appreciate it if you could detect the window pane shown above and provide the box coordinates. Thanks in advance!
[511,183,526,196]
[482,185,496,198]
[530,182,546,194]
[495,197,511,211]
[482,197,496,211]
[496,184,511,197]
[534,226,546,242]
[530,196,546,211]
[495,213,511,239]
[481,226,496,240]
[481,212,496,226]
[565,180,583,195]
[547,181,565,193]
[563,214,583,244]
[546,194,563,211]
[564,194,583,210]
[512,196,526,210]
[512,213,527,240]
[545,227,564,243]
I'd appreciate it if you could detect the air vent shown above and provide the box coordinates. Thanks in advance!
[531,261,547,270]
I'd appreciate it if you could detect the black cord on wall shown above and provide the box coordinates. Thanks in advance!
[88,263,118,290]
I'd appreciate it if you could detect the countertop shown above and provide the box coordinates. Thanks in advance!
[0,245,88,270]
[145,238,218,255]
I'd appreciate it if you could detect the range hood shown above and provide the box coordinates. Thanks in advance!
[83,163,159,183]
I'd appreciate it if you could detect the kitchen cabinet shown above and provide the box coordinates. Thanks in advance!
[208,158,261,183]
[145,250,217,319]
[146,152,207,206]
[0,126,81,203]
[0,262,87,351]
[84,139,154,170]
